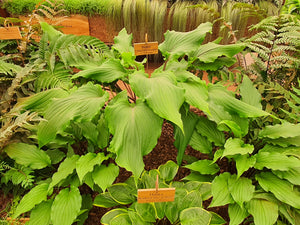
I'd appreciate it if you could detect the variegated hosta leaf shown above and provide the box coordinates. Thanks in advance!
[112,28,134,54]
[180,207,212,225]
[130,71,184,130]
[51,187,82,225]
[72,59,127,83]
[37,82,109,147]
[259,122,300,139]
[159,22,212,59]
[105,91,163,178]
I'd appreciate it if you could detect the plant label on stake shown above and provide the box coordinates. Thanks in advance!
[0,27,22,40]
[137,175,175,203]
[134,34,158,56]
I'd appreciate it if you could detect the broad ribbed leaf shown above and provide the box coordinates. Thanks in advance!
[174,110,199,164]
[28,200,53,225]
[105,91,163,178]
[76,152,109,182]
[51,187,82,225]
[185,160,219,175]
[108,183,136,205]
[72,59,127,83]
[259,123,300,139]
[223,138,254,157]
[189,131,212,154]
[218,120,243,138]
[159,22,212,59]
[228,177,255,206]
[93,192,119,208]
[240,76,262,109]
[135,203,156,222]
[208,85,269,118]
[210,212,227,225]
[193,57,237,71]
[247,198,278,225]
[192,43,245,63]
[110,213,132,225]
[158,160,179,181]
[234,154,256,178]
[13,183,49,218]
[256,172,300,208]
[210,173,234,207]
[130,71,184,130]
[165,202,179,223]
[101,209,128,225]
[195,117,225,146]
[260,144,300,159]
[274,168,300,185]
[112,28,134,54]
[38,82,109,147]
[5,143,51,169]
[228,203,249,225]
[92,164,119,191]
[180,207,212,225]
[254,151,300,171]
[179,191,203,212]
[49,155,80,190]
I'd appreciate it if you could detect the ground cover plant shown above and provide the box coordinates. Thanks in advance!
[0,10,300,225]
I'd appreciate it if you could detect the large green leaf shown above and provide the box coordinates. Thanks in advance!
[135,203,156,223]
[274,167,300,185]
[92,163,119,192]
[101,209,128,225]
[210,173,234,207]
[37,82,109,147]
[185,160,219,175]
[105,91,163,178]
[256,172,300,209]
[93,192,120,208]
[112,28,134,54]
[234,154,256,178]
[130,71,184,130]
[5,143,51,169]
[107,183,136,205]
[223,138,254,157]
[13,183,49,218]
[159,22,212,59]
[259,123,300,139]
[189,131,212,154]
[228,176,255,206]
[180,207,212,225]
[193,57,237,71]
[179,190,203,212]
[240,76,262,109]
[247,198,278,225]
[228,204,249,225]
[76,152,109,182]
[51,187,82,225]
[158,160,179,182]
[28,200,53,225]
[72,59,127,83]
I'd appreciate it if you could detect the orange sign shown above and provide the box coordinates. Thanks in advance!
[137,188,176,203]
[0,27,22,40]
[134,42,158,56]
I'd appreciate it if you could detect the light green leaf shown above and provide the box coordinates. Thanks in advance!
[28,200,53,225]
[274,167,300,185]
[97,113,110,149]
[105,91,163,178]
[76,152,109,182]
[158,160,179,182]
[46,149,65,164]
[234,154,256,178]
[179,190,203,212]
[72,59,127,83]
[210,212,226,225]
[5,143,51,169]
[247,198,278,225]
[193,57,237,71]
[101,209,128,225]
[107,183,136,205]
[165,202,179,224]
[259,123,300,139]
[135,203,156,223]
[218,120,243,138]
[228,203,249,225]
[38,82,109,147]
[93,192,119,208]
[40,22,62,42]
[128,210,150,224]
[223,138,254,157]
[49,155,80,190]
[51,187,82,225]
[240,76,262,109]
[92,164,119,192]
[185,160,219,175]
[228,177,255,206]
[189,131,212,154]
[130,71,184,130]
[159,22,212,59]
[180,207,212,225]
[256,172,300,209]
[13,183,49,218]
[110,213,132,225]
[112,28,134,54]
[210,173,234,207]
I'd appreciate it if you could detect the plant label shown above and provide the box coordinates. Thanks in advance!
[0,27,22,40]
[137,188,175,203]
[134,42,158,56]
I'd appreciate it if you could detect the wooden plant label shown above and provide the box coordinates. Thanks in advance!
[134,42,158,56]
[0,27,22,40]
[137,188,176,203]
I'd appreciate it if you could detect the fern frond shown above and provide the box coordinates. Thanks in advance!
[0,60,22,76]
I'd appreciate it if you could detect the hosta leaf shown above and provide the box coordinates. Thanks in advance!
[210,212,226,225]
[72,59,127,83]
[135,203,156,222]
[234,154,256,178]
[110,213,131,225]
[165,202,179,223]
[76,152,109,182]
[5,143,51,169]
[107,183,136,205]
[93,192,119,208]
[49,155,80,190]
[180,207,212,225]
[92,163,119,191]
[159,22,212,59]
[210,173,234,207]
[38,82,109,147]
[254,152,300,171]
[247,198,278,225]
[274,167,300,185]
[256,172,300,209]
[158,160,179,182]
[51,187,82,225]
[189,131,212,154]
[130,71,184,130]
[228,177,255,206]
[223,138,254,157]
[240,76,262,109]
[101,209,128,225]
[218,120,243,138]
[28,200,53,225]
[264,137,300,147]
[97,114,110,149]
[185,160,219,175]
[174,109,199,164]
[260,144,300,159]
[105,91,163,178]
[193,57,237,71]
[128,211,150,224]
[259,122,300,139]
[112,28,134,54]
[46,149,65,164]
[13,183,49,218]
[179,190,203,212]
[228,203,249,225]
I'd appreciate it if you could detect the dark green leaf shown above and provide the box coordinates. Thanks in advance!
[180,207,212,225]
